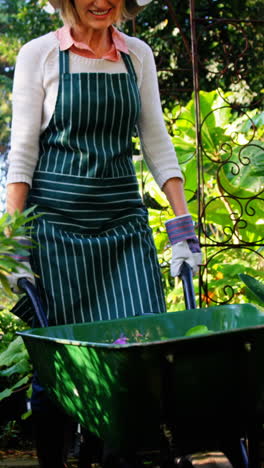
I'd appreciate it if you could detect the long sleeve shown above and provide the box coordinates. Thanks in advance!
[7,41,46,187]
[136,43,183,188]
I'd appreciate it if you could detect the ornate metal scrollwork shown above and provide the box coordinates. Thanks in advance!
[191,9,264,307]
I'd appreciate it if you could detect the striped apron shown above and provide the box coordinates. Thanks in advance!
[12,49,166,326]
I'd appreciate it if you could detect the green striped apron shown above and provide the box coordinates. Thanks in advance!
[13,49,166,326]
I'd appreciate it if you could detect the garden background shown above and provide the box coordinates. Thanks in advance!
[0,0,263,452]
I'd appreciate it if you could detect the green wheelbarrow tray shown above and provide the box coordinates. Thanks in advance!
[18,300,264,454]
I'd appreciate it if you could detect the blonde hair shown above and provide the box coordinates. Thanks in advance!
[58,0,144,26]
[59,0,79,26]
[121,0,144,22]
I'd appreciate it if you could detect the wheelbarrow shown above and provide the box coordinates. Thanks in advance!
[16,263,264,467]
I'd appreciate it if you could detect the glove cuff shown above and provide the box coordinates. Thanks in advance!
[165,215,195,245]
[9,237,32,262]
[13,236,32,247]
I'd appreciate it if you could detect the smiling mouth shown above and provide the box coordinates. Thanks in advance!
[89,9,111,16]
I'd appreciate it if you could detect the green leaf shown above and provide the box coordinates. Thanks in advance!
[172,136,196,164]
[21,409,32,420]
[11,375,30,391]
[0,376,31,402]
[0,336,28,367]
[240,111,264,132]
[238,274,264,304]
[221,264,248,278]
[0,273,13,295]
[185,325,213,337]
[182,158,198,195]
[0,358,31,377]
[0,388,12,401]
[221,142,264,192]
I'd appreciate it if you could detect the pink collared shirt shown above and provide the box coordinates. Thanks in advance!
[55,25,128,62]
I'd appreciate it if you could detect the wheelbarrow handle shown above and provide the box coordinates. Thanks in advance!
[17,264,196,325]
[17,278,48,328]
[179,261,196,310]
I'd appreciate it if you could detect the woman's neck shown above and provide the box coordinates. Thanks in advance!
[71,25,112,57]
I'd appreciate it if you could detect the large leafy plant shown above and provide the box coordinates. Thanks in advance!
[239,273,264,309]
[0,207,36,295]
[174,91,262,232]
[0,209,36,409]
[135,89,263,310]
[0,336,32,403]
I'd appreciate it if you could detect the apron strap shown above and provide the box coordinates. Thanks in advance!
[121,52,138,83]
[59,49,70,74]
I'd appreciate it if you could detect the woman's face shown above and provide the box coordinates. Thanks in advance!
[72,0,123,30]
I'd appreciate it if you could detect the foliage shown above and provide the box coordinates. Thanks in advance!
[135,88,263,310]
[0,307,27,352]
[0,336,32,403]
[239,274,264,305]
[0,420,20,448]
[0,0,61,147]
[0,207,38,295]
[0,329,32,446]
[0,76,12,147]
[0,302,32,432]
[0,334,32,447]
[0,0,61,67]
[125,0,264,106]
[185,325,212,337]
[0,208,36,419]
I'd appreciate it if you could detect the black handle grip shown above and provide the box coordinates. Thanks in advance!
[17,278,48,328]
[179,261,196,310]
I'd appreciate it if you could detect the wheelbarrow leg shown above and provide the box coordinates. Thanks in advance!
[221,438,249,468]
[78,427,103,468]
[247,429,261,468]
[242,415,263,468]
[31,373,76,468]
[32,409,75,468]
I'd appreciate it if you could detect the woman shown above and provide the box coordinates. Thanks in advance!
[6,0,201,466]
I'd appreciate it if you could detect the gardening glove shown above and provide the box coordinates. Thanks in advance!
[165,214,202,277]
[6,237,35,294]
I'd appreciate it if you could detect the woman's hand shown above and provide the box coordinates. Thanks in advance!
[165,214,202,277]
[170,240,202,276]
[162,178,202,276]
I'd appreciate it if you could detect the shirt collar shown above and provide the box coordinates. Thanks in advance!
[55,25,128,62]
